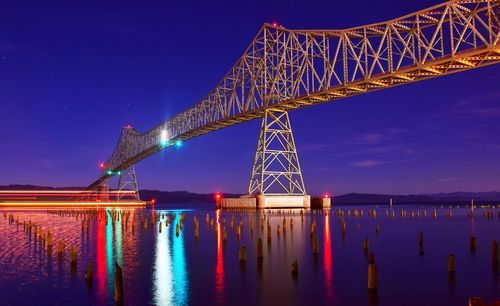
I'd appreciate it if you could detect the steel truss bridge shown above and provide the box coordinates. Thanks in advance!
[89,0,500,198]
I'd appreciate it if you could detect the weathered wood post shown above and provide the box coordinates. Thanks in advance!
[368,253,377,290]
[470,236,477,253]
[114,262,124,305]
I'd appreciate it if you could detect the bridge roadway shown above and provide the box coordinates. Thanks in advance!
[88,0,500,191]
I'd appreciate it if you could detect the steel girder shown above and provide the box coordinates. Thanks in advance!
[248,109,306,195]
[88,0,500,190]
[117,165,140,200]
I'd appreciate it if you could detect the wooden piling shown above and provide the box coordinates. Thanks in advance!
[70,247,77,270]
[492,240,499,263]
[313,235,319,254]
[470,236,477,252]
[291,260,298,276]
[257,238,263,259]
[368,252,377,290]
[85,262,93,281]
[448,254,455,273]
[239,245,247,262]
[46,231,53,252]
[419,231,424,255]
[114,262,124,305]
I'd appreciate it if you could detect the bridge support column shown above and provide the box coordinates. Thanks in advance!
[248,109,309,208]
[117,165,140,201]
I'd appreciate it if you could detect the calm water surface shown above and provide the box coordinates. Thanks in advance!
[0,204,499,305]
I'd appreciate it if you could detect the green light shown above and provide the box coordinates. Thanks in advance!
[175,140,182,148]
[107,170,113,175]
[117,171,122,175]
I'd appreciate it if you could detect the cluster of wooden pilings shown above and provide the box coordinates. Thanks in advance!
[2,204,499,304]
[197,206,499,292]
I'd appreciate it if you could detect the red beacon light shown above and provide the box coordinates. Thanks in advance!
[151,198,156,204]
[99,162,105,169]
[126,124,132,129]
[214,193,223,209]
[323,193,330,199]
[214,192,222,202]
[272,22,278,27]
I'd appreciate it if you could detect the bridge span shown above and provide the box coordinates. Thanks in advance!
[88,0,500,203]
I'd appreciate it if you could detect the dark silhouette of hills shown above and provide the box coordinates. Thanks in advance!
[1,185,499,205]
[332,192,500,204]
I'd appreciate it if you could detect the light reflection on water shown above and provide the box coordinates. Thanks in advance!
[153,211,189,306]
[106,211,114,298]
[171,213,188,305]
[323,213,334,303]
[96,212,106,304]
[215,209,224,304]
[154,215,173,305]
[0,205,499,305]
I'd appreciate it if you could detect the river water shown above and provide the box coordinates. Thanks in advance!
[0,204,499,305]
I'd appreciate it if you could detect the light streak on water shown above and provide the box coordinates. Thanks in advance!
[115,209,123,266]
[171,212,188,305]
[106,210,114,294]
[153,217,174,305]
[153,211,189,305]
[215,209,224,303]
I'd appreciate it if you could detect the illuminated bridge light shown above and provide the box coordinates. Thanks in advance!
[99,162,105,169]
[175,139,182,148]
[107,170,113,175]
[323,193,330,199]
[160,129,170,147]
[117,171,122,175]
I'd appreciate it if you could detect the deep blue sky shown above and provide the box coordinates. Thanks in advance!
[1,0,499,196]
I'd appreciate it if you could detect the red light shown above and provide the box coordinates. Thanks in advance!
[323,193,330,199]
[272,22,278,27]
[215,193,221,199]
[126,124,132,129]
[151,198,156,204]
[99,162,105,168]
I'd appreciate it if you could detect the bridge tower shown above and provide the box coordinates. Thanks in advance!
[117,165,140,201]
[248,109,309,208]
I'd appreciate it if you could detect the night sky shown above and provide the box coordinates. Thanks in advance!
[1,0,499,196]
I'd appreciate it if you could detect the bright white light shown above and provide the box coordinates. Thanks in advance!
[160,129,169,146]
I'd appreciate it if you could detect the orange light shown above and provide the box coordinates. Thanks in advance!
[0,201,146,207]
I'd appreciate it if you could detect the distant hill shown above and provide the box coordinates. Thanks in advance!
[1,185,499,205]
[333,192,500,204]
